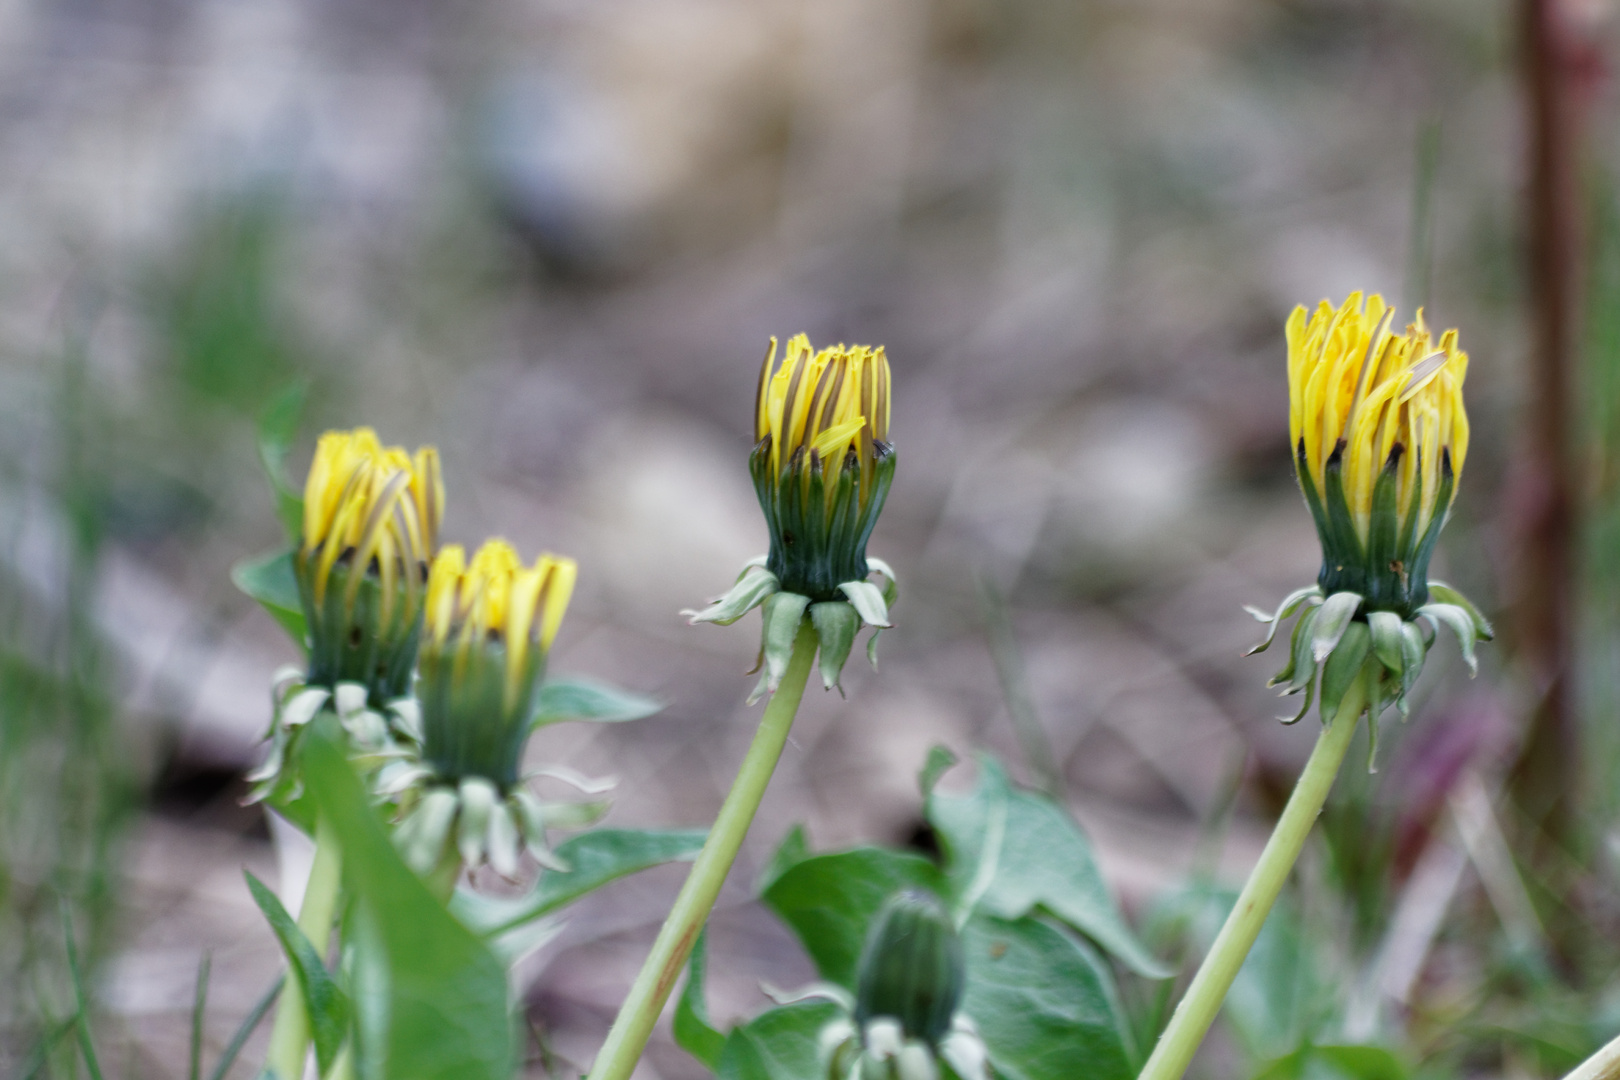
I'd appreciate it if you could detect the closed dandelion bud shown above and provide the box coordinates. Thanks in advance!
[821,891,988,1080]
[249,429,441,808]
[855,891,963,1046]
[391,540,596,876]
[1247,294,1492,763]
[688,336,899,700]
[297,427,442,705]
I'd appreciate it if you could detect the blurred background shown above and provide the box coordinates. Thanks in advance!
[1,0,1618,1076]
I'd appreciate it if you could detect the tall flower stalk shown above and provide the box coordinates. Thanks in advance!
[1137,294,1491,1080]
[262,427,442,1080]
[587,336,899,1080]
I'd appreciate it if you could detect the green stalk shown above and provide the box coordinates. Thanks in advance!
[1564,1031,1620,1080]
[586,618,819,1080]
[1136,666,1369,1080]
[263,814,343,1080]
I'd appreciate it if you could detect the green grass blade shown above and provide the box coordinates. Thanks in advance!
[191,950,212,1080]
[206,975,285,1080]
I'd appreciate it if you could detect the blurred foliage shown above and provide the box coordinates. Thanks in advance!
[0,329,137,1074]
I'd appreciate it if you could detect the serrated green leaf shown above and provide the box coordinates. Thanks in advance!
[716,1001,843,1080]
[758,824,813,895]
[1252,1044,1409,1080]
[452,828,706,937]
[961,914,1134,1080]
[530,676,664,729]
[674,928,726,1069]
[257,381,309,541]
[232,549,308,651]
[928,757,1167,978]
[244,872,351,1075]
[763,848,948,989]
[303,723,514,1080]
[918,744,959,799]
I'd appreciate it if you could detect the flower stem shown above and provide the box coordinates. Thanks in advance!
[263,814,343,1080]
[585,617,819,1080]
[1136,666,1369,1080]
[1564,1031,1620,1080]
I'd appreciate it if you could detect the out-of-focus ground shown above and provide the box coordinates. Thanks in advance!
[0,0,1613,1076]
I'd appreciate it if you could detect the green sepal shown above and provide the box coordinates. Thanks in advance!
[486,802,521,878]
[867,629,883,670]
[1397,620,1427,710]
[1281,661,1317,725]
[1366,672,1385,773]
[458,778,499,868]
[396,788,458,875]
[244,871,352,1075]
[1311,591,1363,664]
[839,580,894,629]
[1426,581,1494,640]
[854,891,965,1044]
[687,564,781,626]
[1363,454,1403,610]
[1270,603,1320,693]
[1367,611,1405,674]
[1243,586,1322,656]
[867,557,901,609]
[811,601,860,693]
[761,591,812,696]
[1318,622,1371,722]
[1320,448,1366,568]
[1416,603,1479,675]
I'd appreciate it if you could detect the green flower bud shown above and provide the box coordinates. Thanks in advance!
[1245,294,1492,766]
[296,427,442,706]
[854,891,963,1046]
[687,336,900,699]
[388,539,590,876]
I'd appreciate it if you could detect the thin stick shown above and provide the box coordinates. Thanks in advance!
[586,618,819,1080]
[1136,669,1369,1080]
[978,574,1063,799]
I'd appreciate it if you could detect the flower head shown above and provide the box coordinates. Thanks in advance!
[417,540,576,786]
[1249,295,1491,760]
[1287,292,1469,614]
[387,539,588,876]
[297,427,442,704]
[752,334,895,598]
[689,336,900,700]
